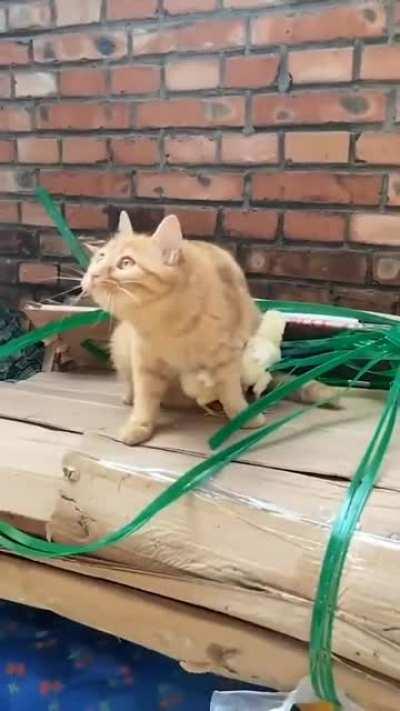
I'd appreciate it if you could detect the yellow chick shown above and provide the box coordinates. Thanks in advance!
[241,310,286,398]
[180,310,286,410]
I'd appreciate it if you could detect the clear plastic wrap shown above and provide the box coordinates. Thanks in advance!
[211,678,363,711]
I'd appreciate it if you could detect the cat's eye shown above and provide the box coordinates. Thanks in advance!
[118,256,135,270]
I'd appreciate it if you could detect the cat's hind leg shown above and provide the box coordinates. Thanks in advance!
[271,373,341,409]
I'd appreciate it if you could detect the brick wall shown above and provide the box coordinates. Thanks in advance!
[0,0,400,312]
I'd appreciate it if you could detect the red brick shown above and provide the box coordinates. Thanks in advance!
[334,287,399,314]
[60,68,107,96]
[252,171,382,206]
[0,201,18,223]
[40,171,131,198]
[0,41,30,66]
[165,135,217,164]
[40,233,73,258]
[0,140,15,163]
[19,262,58,285]
[361,45,400,80]
[133,18,245,55]
[0,169,35,193]
[351,214,400,246]
[33,31,127,63]
[37,103,131,130]
[9,2,51,29]
[252,3,386,46]
[166,58,220,91]
[110,66,161,94]
[171,207,217,236]
[15,71,56,98]
[111,137,159,165]
[244,247,367,284]
[0,231,35,257]
[223,208,278,240]
[256,280,331,304]
[260,281,399,314]
[284,211,346,243]
[288,48,353,85]
[106,0,158,20]
[136,171,243,202]
[225,0,288,6]
[18,138,59,164]
[55,0,101,26]
[65,204,109,229]
[136,97,244,128]
[356,132,400,164]
[164,0,217,13]
[225,54,279,89]
[285,131,350,163]
[62,138,108,164]
[21,201,55,226]
[0,107,31,132]
[0,73,11,98]
[388,174,400,206]
[221,132,278,164]
[0,260,18,284]
[373,254,400,285]
[252,91,386,126]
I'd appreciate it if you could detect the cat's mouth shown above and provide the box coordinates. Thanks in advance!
[85,275,118,294]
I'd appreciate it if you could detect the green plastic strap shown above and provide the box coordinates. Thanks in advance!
[0,398,331,559]
[310,367,400,705]
[0,310,108,362]
[81,339,110,363]
[0,355,374,560]
[36,187,90,270]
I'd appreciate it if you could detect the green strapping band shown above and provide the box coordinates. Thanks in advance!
[36,187,90,270]
[310,369,400,706]
[0,187,397,707]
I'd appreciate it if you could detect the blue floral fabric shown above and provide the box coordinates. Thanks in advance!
[0,309,43,382]
[0,601,264,711]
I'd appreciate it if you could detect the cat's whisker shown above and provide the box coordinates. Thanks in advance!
[65,265,84,276]
[42,284,82,304]
[39,276,81,283]
[107,294,115,336]
[117,286,140,305]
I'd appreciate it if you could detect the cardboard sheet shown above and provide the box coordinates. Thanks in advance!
[0,371,399,709]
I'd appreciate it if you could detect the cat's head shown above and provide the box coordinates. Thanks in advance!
[81,211,183,318]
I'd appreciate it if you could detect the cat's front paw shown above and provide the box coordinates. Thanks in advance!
[119,421,153,446]
[241,413,266,429]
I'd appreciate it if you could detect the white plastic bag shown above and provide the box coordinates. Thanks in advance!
[211,677,364,711]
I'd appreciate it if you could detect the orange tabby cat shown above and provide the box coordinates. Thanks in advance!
[82,211,265,445]
[82,211,336,446]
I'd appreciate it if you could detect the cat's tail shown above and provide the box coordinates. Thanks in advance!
[271,373,341,409]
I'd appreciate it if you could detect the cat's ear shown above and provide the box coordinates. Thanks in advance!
[118,210,134,236]
[153,215,182,266]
